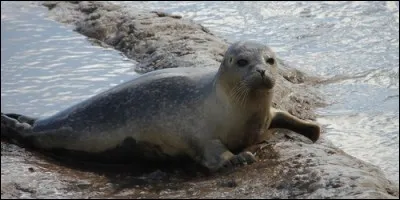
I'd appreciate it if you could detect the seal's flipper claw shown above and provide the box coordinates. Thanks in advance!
[219,151,256,172]
[230,151,256,166]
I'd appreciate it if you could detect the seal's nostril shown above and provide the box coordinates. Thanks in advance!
[256,69,265,77]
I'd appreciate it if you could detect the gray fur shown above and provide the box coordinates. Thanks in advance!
[1,41,320,172]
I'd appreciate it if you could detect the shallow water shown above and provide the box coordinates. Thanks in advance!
[1,1,138,117]
[1,0,399,185]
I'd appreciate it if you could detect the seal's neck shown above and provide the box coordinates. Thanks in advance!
[211,74,274,151]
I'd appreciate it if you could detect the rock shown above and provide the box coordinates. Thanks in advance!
[1,1,398,199]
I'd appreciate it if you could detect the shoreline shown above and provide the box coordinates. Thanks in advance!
[1,1,398,199]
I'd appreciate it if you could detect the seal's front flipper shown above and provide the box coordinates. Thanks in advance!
[269,109,320,143]
[220,151,256,171]
[195,139,256,173]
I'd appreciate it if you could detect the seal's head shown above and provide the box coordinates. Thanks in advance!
[217,41,278,96]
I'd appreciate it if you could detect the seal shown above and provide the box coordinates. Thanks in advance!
[1,41,320,172]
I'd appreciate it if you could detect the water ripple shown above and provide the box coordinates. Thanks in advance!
[1,1,138,118]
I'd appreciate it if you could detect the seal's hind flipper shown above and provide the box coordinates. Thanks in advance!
[1,113,33,139]
[2,113,37,125]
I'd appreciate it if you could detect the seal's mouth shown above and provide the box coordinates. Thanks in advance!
[263,76,276,89]
[256,69,275,89]
[246,69,275,90]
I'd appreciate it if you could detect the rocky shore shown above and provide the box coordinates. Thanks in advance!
[1,1,398,199]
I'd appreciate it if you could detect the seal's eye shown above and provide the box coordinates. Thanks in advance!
[237,59,248,67]
[266,58,275,65]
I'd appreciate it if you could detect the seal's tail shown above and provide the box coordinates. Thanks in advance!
[1,112,36,145]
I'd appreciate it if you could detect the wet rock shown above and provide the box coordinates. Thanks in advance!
[1,1,398,199]
[217,179,239,188]
[150,11,182,19]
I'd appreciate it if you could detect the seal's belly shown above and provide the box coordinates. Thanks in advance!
[42,137,185,164]
[97,136,177,161]
[58,129,188,160]
[44,134,188,164]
